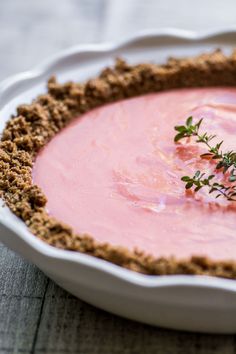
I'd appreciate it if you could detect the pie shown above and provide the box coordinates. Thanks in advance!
[2,49,236,277]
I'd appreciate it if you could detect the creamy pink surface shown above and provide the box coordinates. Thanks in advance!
[33,88,236,260]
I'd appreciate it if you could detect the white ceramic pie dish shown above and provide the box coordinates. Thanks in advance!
[1,28,236,333]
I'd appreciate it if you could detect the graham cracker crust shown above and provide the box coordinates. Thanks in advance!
[1,49,236,278]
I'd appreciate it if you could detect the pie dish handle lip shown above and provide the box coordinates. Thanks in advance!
[1,27,236,290]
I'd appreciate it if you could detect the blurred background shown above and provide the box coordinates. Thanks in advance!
[1,0,236,81]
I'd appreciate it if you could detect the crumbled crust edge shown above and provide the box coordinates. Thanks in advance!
[1,49,236,278]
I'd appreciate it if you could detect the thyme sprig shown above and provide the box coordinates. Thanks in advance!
[181,171,236,201]
[174,117,236,201]
[175,116,236,182]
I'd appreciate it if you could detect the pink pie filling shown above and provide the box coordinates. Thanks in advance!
[33,88,236,260]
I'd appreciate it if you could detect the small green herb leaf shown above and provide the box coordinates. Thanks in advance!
[186,116,193,127]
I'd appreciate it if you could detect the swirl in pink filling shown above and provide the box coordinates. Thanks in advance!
[33,88,236,260]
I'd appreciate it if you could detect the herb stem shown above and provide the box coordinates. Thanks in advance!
[174,117,236,202]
